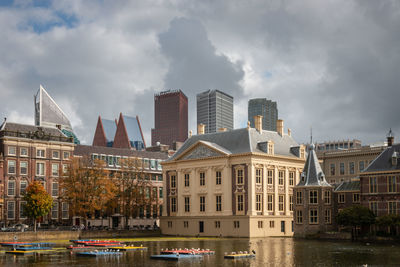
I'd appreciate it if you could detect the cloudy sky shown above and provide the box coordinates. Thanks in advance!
[1,0,399,146]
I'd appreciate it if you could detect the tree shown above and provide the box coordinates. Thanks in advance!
[376,214,400,235]
[22,181,53,232]
[60,156,116,226]
[337,205,375,239]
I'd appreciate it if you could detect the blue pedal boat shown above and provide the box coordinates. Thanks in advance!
[16,247,53,251]
[150,254,203,260]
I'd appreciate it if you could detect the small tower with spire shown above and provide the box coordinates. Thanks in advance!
[293,143,335,237]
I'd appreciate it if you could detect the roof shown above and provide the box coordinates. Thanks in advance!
[122,115,145,145]
[74,145,168,160]
[363,143,400,173]
[101,118,117,143]
[334,180,360,192]
[167,127,301,162]
[296,144,332,187]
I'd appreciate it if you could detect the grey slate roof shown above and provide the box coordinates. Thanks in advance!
[167,127,301,161]
[296,144,332,187]
[334,180,360,192]
[74,145,168,160]
[363,143,400,172]
[0,121,68,138]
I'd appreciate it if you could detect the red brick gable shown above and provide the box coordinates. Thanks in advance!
[92,116,107,147]
[112,113,131,149]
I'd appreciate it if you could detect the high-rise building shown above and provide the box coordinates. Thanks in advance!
[196,90,233,134]
[248,98,278,131]
[151,90,188,147]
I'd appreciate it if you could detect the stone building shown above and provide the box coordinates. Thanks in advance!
[0,120,75,226]
[293,144,335,237]
[160,116,306,237]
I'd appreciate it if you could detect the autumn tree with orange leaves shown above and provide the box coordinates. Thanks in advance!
[60,157,116,226]
[22,181,53,232]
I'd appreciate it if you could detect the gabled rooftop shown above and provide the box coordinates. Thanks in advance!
[363,143,400,173]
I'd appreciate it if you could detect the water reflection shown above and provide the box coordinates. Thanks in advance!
[0,238,399,266]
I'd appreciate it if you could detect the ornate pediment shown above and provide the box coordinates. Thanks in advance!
[179,143,226,160]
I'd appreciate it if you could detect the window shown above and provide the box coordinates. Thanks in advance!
[158,174,163,181]
[300,148,305,159]
[8,180,15,196]
[36,149,45,158]
[237,194,244,212]
[278,171,284,185]
[8,146,16,155]
[369,202,378,215]
[62,164,68,175]
[388,176,396,193]
[330,164,335,175]
[153,204,158,218]
[215,221,221,228]
[353,193,360,203]
[269,220,275,228]
[237,169,244,184]
[200,196,205,212]
[216,195,222,211]
[52,182,59,197]
[152,187,157,199]
[20,147,28,157]
[267,170,273,185]
[8,160,16,174]
[168,221,172,228]
[20,161,28,175]
[234,221,240,228]
[171,197,177,213]
[349,162,355,175]
[324,191,331,204]
[309,209,318,224]
[296,191,303,204]
[184,197,190,212]
[338,193,345,203]
[145,187,150,199]
[281,221,285,232]
[159,187,163,199]
[183,221,189,228]
[258,221,263,228]
[200,172,205,186]
[296,210,303,224]
[7,201,15,220]
[63,151,70,160]
[20,180,27,195]
[184,174,190,187]
[268,142,274,154]
[170,175,176,188]
[289,195,293,211]
[52,151,60,159]
[256,194,262,211]
[62,202,69,219]
[309,190,318,204]
[278,195,284,211]
[388,201,397,214]
[36,162,45,176]
[216,171,222,185]
[51,202,58,219]
[256,168,262,184]
[267,194,274,211]
[369,177,377,193]
[359,161,365,172]
[20,201,27,219]
[52,164,59,176]
[325,209,331,224]
[340,163,345,175]
[289,172,295,186]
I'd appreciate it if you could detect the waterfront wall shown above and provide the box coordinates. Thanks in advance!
[0,230,161,242]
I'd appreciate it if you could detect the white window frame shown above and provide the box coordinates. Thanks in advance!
[7,201,15,220]
[8,160,16,174]
[8,180,16,196]
[36,162,45,176]
[52,163,59,177]
[36,149,45,158]
[8,146,16,156]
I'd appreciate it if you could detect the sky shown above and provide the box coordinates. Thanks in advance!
[0,0,399,146]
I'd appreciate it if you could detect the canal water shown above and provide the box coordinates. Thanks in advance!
[1,238,399,266]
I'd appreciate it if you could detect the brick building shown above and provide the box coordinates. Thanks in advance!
[0,120,75,226]
[151,90,188,147]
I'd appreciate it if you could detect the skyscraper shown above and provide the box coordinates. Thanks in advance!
[248,98,278,131]
[151,90,188,147]
[197,90,233,134]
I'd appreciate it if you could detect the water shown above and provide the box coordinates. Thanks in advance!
[1,238,399,266]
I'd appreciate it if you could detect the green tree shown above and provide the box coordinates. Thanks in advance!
[376,214,400,235]
[22,181,53,232]
[337,205,375,239]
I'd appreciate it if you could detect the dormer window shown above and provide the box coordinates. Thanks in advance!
[300,147,305,159]
[301,172,305,182]
[392,152,398,166]
[268,141,274,155]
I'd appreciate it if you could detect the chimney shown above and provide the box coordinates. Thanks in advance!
[197,124,206,135]
[218,128,227,132]
[277,119,284,136]
[287,128,291,137]
[254,115,263,132]
[387,128,394,147]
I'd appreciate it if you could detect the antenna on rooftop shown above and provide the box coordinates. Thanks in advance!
[310,126,313,144]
